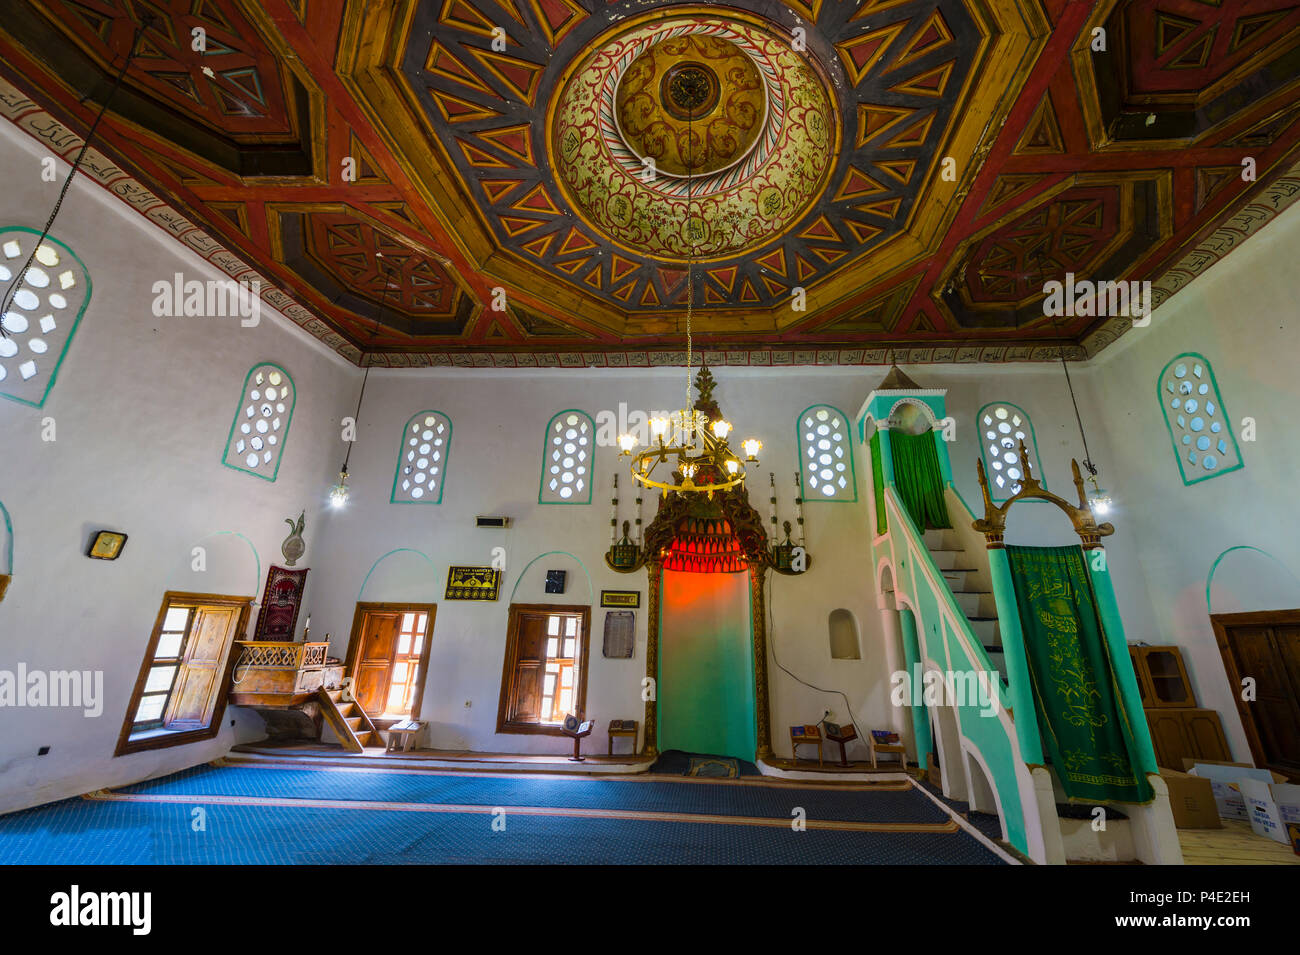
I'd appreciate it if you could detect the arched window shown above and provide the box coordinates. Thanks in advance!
[798,405,857,501]
[1158,353,1242,484]
[391,410,452,503]
[0,228,91,408]
[222,363,295,482]
[828,609,860,659]
[977,402,1045,501]
[539,409,593,503]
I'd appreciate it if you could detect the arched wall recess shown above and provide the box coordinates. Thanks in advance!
[828,608,861,659]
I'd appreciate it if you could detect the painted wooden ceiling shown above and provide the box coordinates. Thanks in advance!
[1,0,1298,366]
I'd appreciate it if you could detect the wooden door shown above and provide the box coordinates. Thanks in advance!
[507,612,548,723]
[1213,611,1300,779]
[352,611,401,717]
[166,606,239,731]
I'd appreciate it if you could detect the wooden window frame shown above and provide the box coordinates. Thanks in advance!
[115,591,251,757]
[344,602,437,730]
[497,603,591,736]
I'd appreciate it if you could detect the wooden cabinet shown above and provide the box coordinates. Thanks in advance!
[1129,645,1194,707]
[1130,644,1232,768]
[1147,707,1230,769]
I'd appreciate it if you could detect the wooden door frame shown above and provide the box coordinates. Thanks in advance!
[496,602,591,736]
[345,602,437,726]
[115,592,252,757]
[1210,608,1300,776]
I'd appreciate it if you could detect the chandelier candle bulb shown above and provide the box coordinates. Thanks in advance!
[635,494,643,544]
[769,472,778,528]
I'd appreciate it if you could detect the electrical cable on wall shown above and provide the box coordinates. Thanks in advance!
[763,570,867,750]
[0,16,152,337]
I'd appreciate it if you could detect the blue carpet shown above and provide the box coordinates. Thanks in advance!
[0,764,1009,865]
[115,763,951,824]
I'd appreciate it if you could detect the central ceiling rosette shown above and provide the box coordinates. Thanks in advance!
[550,15,837,262]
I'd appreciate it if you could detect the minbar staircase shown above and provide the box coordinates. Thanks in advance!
[317,687,381,753]
[922,528,1006,686]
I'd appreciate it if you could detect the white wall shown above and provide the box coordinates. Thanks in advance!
[305,367,892,759]
[0,119,359,813]
[1078,201,1300,761]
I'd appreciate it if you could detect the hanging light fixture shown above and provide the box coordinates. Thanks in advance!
[1060,332,1113,516]
[617,100,761,497]
[328,252,393,506]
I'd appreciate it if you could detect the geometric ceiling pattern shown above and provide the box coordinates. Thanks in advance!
[0,0,1298,365]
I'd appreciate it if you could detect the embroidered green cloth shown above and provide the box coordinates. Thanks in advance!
[889,431,950,530]
[1006,545,1153,804]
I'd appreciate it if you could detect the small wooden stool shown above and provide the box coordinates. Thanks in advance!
[869,731,907,770]
[608,719,638,756]
[386,720,423,753]
[790,724,823,765]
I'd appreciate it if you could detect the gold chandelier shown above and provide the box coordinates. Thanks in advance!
[615,103,761,498]
[617,399,761,498]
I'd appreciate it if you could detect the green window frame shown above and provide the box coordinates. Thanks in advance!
[0,227,93,408]
[1157,352,1243,485]
[538,409,594,504]
[797,404,857,501]
[391,410,453,503]
[977,401,1046,502]
[221,362,296,482]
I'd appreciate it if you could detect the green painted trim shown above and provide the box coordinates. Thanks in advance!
[869,431,886,533]
[1157,352,1244,486]
[389,410,452,504]
[1087,558,1160,778]
[987,547,1044,765]
[795,404,858,502]
[198,531,261,599]
[1205,545,1300,615]
[932,428,953,485]
[0,227,94,409]
[537,409,596,504]
[506,550,595,605]
[357,548,438,603]
[898,608,932,760]
[221,362,296,483]
[0,500,13,574]
[976,401,1048,502]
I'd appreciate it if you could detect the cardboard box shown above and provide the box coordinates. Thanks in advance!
[1186,762,1288,821]
[1159,768,1222,829]
[1238,779,1300,844]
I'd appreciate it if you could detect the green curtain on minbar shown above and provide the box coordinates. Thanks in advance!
[889,431,950,530]
[869,431,886,533]
[1006,545,1154,804]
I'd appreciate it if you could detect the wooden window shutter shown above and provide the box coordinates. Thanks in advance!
[354,612,402,716]
[164,605,240,731]
[508,613,548,723]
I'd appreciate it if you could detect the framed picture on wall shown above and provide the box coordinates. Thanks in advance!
[446,566,501,601]
[600,589,640,608]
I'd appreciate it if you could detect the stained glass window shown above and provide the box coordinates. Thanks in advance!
[539,410,593,503]
[977,402,1044,501]
[222,363,295,482]
[1158,353,1243,484]
[798,405,856,501]
[392,411,451,503]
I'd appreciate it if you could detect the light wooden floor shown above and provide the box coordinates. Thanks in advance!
[1178,819,1300,865]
